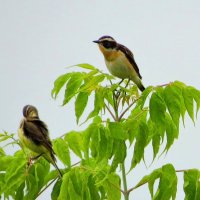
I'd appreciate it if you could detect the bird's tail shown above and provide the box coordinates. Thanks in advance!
[138,84,145,92]
[52,160,63,178]
[44,152,63,178]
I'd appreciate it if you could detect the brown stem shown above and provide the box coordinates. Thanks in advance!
[118,98,138,121]
[105,103,117,121]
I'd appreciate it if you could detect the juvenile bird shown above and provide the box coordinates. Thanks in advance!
[93,35,145,92]
[18,105,62,177]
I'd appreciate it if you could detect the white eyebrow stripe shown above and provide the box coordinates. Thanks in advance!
[100,38,115,42]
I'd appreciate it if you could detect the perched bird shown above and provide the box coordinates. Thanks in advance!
[18,105,62,177]
[93,35,145,92]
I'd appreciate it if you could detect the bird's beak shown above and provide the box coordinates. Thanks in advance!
[93,40,100,44]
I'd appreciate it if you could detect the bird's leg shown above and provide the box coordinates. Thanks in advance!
[27,153,44,166]
[125,79,130,89]
[31,153,44,160]
[114,79,124,98]
[118,79,124,86]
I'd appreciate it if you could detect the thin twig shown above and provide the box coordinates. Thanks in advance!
[156,83,171,88]
[109,180,125,194]
[126,168,188,195]
[118,98,138,120]
[36,177,58,198]
[105,103,116,121]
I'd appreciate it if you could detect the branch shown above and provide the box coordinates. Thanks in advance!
[118,98,138,120]
[105,103,117,121]
[109,180,125,194]
[36,177,58,198]
[126,168,188,195]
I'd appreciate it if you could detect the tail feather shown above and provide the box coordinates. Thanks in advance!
[139,84,145,92]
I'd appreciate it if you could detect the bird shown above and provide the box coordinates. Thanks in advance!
[18,105,62,177]
[93,35,145,92]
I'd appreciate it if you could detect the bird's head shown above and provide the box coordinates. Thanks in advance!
[23,105,39,118]
[93,35,117,53]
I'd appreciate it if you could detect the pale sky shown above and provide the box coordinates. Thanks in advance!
[0,1,200,199]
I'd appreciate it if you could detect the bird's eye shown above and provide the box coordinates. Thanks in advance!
[102,41,115,49]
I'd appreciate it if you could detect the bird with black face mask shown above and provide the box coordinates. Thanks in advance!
[93,35,145,92]
[18,105,62,177]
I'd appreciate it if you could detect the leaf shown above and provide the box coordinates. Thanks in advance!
[110,140,126,172]
[3,156,26,196]
[149,92,166,127]
[51,73,72,98]
[163,85,182,128]
[63,72,83,105]
[58,173,70,200]
[184,169,200,200]
[80,74,105,92]
[15,182,25,200]
[68,176,82,200]
[104,174,121,200]
[148,169,162,197]
[137,86,153,108]
[164,113,178,152]
[86,88,104,120]
[65,131,82,158]
[51,179,62,200]
[0,156,13,171]
[75,92,89,124]
[183,86,195,122]
[76,63,97,70]
[191,87,200,117]
[88,175,100,200]
[130,122,148,170]
[53,138,71,167]
[154,164,177,200]
[90,126,100,158]
[108,122,128,140]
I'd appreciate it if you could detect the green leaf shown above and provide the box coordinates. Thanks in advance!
[97,127,108,161]
[164,85,182,128]
[51,73,72,98]
[183,86,194,122]
[80,74,105,92]
[148,169,162,198]
[108,122,128,140]
[152,134,160,160]
[191,87,200,116]
[184,169,200,200]
[110,140,126,172]
[86,88,104,120]
[68,177,81,200]
[164,113,178,152]
[75,92,89,124]
[149,92,166,127]
[104,174,121,200]
[63,72,83,105]
[51,179,62,200]
[58,173,70,200]
[137,86,153,108]
[76,63,97,70]
[130,122,148,170]
[65,131,82,158]
[90,126,100,158]
[88,175,100,200]
[1,156,26,198]
[0,156,13,171]
[154,164,177,200]
[53,138,71,167]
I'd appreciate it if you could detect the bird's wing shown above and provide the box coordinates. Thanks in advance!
[117,43,142,79]
[23,119,54,155]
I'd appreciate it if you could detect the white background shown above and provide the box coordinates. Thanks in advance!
[0,1,200,199]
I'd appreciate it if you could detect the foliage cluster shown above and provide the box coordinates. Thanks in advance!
[1,64,200,200]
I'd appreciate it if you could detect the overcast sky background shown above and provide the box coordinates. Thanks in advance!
[0,1,200,199]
